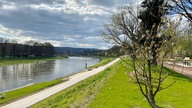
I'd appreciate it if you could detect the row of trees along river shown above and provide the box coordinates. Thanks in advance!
[0,37,55,58]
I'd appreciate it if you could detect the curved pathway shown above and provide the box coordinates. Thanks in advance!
[164,63,192,78]
[1,58,120,108]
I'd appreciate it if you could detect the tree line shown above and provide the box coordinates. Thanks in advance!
[0,37,55,58]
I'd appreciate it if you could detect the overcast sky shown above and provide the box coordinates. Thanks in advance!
[0,0,142,49]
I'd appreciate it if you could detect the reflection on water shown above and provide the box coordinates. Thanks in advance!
[0,57,100,91]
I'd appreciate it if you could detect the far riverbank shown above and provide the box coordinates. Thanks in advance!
[0,56,68,66]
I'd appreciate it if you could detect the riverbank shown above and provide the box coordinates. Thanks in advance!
[32,59,119,108]
[32,59,192,108]
[0,57,114,105]
[0,56,68,66]
[0,78,64,105]
[1,58,119,108]
[88,57,115,69]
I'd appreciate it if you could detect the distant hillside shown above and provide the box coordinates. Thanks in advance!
[54,47,100,56]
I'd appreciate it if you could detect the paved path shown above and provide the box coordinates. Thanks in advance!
[164,63,192,78]
[1,58,120,108]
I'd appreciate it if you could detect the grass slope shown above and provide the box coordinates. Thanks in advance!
[31,58,117,108]
[0,56,67,66]
[89,57,115,69]
[32,59,192,107]
[0,79,63,105]
[88,60,192,108]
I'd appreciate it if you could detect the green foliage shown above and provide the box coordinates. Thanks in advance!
[138,0,170,66]
[107,45,124,57]
[0,79,63,104]
[139,0,168,32]
[180,35,192,58]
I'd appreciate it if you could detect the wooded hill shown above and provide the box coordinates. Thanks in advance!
[54,47,99,56]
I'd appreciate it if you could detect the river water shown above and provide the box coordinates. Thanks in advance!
[0,57,100,92]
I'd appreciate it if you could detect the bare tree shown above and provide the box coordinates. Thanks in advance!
[44,42,55,56]
[25,40,36,56]
[102,5,179,107]
[0,37,9,58]
[170,0,192,22]
[102,6,139,57]
[10,40,17,58]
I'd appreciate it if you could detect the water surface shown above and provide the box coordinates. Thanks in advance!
[0,57,100,91]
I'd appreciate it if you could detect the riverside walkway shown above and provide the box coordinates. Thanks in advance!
[164,62,192,78]
[1,58,120,108]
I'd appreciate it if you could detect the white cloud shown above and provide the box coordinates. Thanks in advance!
[2,5,16,10]
[29,0,112,15]
[78,43,95,47]
[0,24,23,37]
[0,24,60,45]
[0,0,141,49]
[83,16,91,21]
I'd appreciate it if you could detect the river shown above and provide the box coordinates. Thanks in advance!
[0,57,100,92]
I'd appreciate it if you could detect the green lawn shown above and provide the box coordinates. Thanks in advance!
[32,59,192,108]
[0,56,67,66]
[89,57,115,69]
[0,78,63,105]
[31,58,117,108]
[88,60,192,108]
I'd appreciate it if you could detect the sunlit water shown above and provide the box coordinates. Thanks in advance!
[0,57,100,92]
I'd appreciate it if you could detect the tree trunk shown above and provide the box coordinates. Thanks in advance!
[152,47,157,65]
[147,96,161,108]
[2,47,5,58]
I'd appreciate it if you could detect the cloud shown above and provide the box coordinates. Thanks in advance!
[88,0,117,7]
[0,0,138,49]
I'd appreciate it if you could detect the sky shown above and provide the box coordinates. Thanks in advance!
[0,0,141,49]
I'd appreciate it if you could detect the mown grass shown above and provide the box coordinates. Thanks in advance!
[88,60,192,108]
[89,57,115,69]
[31,58,118,108]
[0,78,63,105]
[0,56,67,66]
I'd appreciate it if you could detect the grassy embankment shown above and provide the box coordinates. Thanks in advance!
[0,57,113,105]
[88,62,192,108]
[32,59,192,108]
[0,56,67,66]
[89,57,115,69]
[0,78,63,105]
